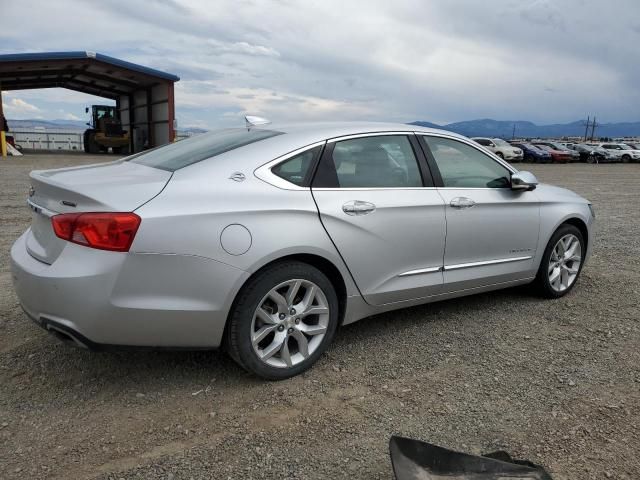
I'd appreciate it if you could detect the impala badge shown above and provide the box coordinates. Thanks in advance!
[229,172,246,182]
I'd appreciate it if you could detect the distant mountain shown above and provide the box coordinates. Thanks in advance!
[177,127,208,135]
[410,118,640,138]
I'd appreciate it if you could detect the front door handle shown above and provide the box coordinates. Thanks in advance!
[342,200,376,216]
[450,197,476,209]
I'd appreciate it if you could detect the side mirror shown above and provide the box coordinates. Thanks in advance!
[511,171,538,191]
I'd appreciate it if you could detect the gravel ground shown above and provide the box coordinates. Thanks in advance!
[1,154,639,479]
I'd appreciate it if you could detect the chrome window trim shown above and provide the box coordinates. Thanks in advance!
[444,255,532,271]
[312,187,437,191]
[398,266,442,277]
[414,131,518,174]
[436,187,512,190]
[254,131,517,191]
[253,141,326,191]
[327,131,412,143]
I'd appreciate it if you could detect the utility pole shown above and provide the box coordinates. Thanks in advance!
[583,116,590,141]
[512,123,516,139]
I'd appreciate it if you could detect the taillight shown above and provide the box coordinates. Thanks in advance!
[52,212,141,252]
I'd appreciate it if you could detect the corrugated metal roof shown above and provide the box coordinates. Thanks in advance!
[0,51,179,82]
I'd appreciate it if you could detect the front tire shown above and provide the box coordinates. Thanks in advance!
[225,261,339,380]
[84,130,100,154]
[534,224,585,298]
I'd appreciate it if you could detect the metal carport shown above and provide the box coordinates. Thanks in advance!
[0,51,179,154]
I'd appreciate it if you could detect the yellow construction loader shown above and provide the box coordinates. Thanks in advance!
[83,105,130,154]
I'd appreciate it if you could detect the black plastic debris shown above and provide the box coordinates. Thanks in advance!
[390,436,554,479]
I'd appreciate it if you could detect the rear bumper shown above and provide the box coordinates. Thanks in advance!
[11,231,249,348]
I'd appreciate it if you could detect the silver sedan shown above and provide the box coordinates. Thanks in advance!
[11,121,594,379]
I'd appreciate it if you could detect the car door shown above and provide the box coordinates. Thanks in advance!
[418,134,540,293]
[311,133,446,305]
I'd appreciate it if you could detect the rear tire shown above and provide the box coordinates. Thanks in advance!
[534,224,585,299]
[622,154,631,163]
[495,152,504,159]
[225,261,339,380]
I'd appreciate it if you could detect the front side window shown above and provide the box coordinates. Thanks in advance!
[129,128,284,171]
[424,136,511,188]
[271,146,322,186]
[474,138,490,146]
[313,135,423,188]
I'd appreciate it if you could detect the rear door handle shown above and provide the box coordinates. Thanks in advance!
[342,200,376,216]
[450,197,476,209]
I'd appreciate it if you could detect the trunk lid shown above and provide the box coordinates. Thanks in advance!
[26,160,171,264]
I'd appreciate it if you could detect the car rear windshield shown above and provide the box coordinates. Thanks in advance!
[128,128,284,171]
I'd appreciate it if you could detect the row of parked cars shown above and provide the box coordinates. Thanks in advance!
[472,137,640,163]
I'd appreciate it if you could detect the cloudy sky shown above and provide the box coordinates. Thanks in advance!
[2,0,639,129]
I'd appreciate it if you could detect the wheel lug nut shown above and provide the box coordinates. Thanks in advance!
[295,318,300,324]
[289,308,296,315]
[287,327,294,334]
[279,313,286,320]
[277,325,285,332]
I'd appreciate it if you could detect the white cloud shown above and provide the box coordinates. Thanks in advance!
[2,0,639,127]
[207,40,280,58]
[3,98,41,115]
[62,112,81,121]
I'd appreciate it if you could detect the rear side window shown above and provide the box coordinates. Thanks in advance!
[474,138,490,146]
[271,146,322,186]
[129,128,283,171]
[313,135,423,188]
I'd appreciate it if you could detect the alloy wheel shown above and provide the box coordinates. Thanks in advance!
[548,234,582,292]
[250,279,330,368]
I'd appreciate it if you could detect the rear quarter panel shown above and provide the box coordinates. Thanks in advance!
[131,165,360,298]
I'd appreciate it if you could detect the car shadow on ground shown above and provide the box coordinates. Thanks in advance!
[10,284,544,392]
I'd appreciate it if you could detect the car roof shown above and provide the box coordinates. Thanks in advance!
[264,121,467,142]
[247,121,476,154]
[177,122,475,174]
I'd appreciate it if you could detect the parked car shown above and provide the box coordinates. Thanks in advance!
[573,144,614,163]
[532,141,580,162]
[623,142,640,150]
[598,143,640,163]
[559,142,578,151]
[471,137,524,162]
[11,122,594,379]
[509,142,552,163]
[534,144,573,163]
